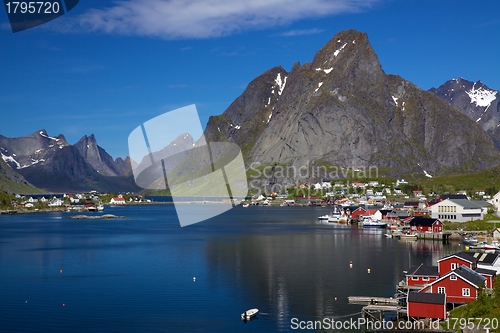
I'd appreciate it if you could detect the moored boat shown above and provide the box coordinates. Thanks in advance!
[362,217,386,229]
[241,308,259,320]
[399,233,418,240]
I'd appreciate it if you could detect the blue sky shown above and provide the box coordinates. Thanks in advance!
[1,0,499,159]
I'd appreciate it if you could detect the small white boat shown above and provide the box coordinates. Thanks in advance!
[241,308,259,320]
[399,233,418,240]
[242,204,250,208]
[362,217,386,229]
[97,204,104,211]
[317,215,330,220]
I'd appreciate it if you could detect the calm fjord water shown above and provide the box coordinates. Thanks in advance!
[0,205,461,332]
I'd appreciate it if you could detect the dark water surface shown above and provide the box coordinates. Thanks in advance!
[0,205,461,332]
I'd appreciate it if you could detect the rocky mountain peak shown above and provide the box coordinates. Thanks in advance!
[203,29,500,180]
[430,78,500,148]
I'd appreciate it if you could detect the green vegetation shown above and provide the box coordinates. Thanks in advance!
[449,282,500,332]
[443,215,500,232]
[0,191,13,209]
[406,165,500,196]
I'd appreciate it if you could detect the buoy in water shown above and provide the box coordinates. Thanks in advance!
[349,261,353,268]
[60,269,63,274]
[367,268,371,273]
[193,277,196,281]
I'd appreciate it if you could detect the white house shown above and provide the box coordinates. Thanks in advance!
[488,191,500,212]
[430,198,486,222]
[48,198,64,207]
[110,197,126,205]
[493,228,500,240]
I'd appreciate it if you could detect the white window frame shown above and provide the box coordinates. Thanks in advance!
[438,287,446,294]
[422,277,430,281]
[462,288,470,297]
[450,274,457,280]
[451,263,457,270]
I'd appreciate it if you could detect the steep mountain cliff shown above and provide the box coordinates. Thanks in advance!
[204,29,500,178]
[430,78,500,148]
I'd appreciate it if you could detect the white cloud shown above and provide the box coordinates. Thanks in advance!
[65,0,379,39]
[278,28,324,37]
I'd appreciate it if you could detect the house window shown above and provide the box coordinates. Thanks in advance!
[438,287,446,294]
[411,276,419,281]
[451,263,457,270]
[462,288,470,297]
[450,274,457,280]
[422,277,429,281]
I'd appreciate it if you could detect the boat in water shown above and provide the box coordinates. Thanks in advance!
[362,217,386,229]
[241,308,259,320]
[398,233,418,241]
[469,242,500,253]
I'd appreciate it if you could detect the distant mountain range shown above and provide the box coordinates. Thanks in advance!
[1,29,500,193]
[0,130,138,193]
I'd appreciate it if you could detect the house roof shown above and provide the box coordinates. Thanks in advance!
[453,265,487,287]
[408,291,446,305]
[448,199,482,209]
[437,252,477,264]
[407,263,439,277]
[475,267,497,276]
[470,200,491,208]
[409,217,440,226]
[424,265,486,291]
[467,252,499,265]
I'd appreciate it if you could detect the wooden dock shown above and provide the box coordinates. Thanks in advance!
[348,296,399,305]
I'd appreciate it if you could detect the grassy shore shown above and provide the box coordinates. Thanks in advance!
[443,214,500,233]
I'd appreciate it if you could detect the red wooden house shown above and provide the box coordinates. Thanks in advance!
[407,292,446,319]
[406,263,439,288]
[409,217,443,234]
[437,252,476,275]
[349,207,367,220]
[419,266,486,304]
[475,267,497,289]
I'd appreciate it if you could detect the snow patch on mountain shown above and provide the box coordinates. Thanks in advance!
[275,73,287,95]
[1,153,20,169]
[334,42,347,57]
[39,130,60,141]
[466,83,497,108]
[315,67,333,74]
